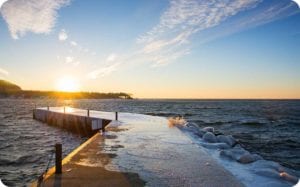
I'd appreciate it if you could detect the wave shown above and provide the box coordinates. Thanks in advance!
[240,121,266,126]
[145,112,194,117]
[193,107,222,110]
[0,155,43,166]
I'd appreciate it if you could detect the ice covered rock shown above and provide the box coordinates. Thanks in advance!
[237,153,262,164]
[220,146,250,161]
[184,123,206,137]
[220,150,237,161]
[200,142,231,149]
[195,129,206,137]
[203,132,217,143]
[251,160,299,184]
[217,135,236,147]
[251,160,287,173]
[279,172,299,184]
[202,127,214,133]
[254,168,280,179]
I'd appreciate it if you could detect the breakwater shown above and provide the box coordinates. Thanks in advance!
[33,107,112,136]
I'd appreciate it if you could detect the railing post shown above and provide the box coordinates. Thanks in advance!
[63,107,66,113]
[87,109,90,117]
[115,112,118,121]
[33,109,36,119]
[55,143,62,174]
[47,106,49,110]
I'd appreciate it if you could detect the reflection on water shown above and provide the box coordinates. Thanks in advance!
[0,99,85,186]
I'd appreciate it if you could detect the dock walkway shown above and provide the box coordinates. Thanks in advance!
[32,107,244,187]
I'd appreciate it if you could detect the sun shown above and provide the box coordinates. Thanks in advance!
[56,76,80,92]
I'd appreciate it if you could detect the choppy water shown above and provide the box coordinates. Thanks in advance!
[0,99,299,186]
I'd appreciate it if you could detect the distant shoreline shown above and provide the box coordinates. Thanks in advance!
[0,80,133,99]
[133,98,300,101]
[0,90,133,99]
[0,96,299,100]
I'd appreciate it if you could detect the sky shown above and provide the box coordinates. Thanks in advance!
[0,0,299,99]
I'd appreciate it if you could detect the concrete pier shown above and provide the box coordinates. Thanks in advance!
[33,107,112,136]
[32,108,244,187]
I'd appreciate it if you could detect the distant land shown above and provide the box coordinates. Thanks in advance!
[0,80,132,99]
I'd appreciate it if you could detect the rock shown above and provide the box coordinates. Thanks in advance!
[200,142,231,149]
[227,135,237,146]
[251,160,299,184]
[220,147,250,161]
[279,172,299,184]
[196,129,206,137]
[254,168,280,179]
[215,143,231,149]
[186,122,198,128]
[220,150,238,161]
[231,146,249,156]
[217,135,236,147]
[252,160,286,173]
[238,153,261,164]
[203,132,217,143]
[202,127,214,133]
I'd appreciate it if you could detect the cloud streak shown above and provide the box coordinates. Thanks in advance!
[91,0,279,78]
[87,62,120,79]
[70,41,77,46]
[1,0,69,39]
[136,0,262,66]
[0,67,9,76]
[138,0,261,44]
[0,0,8,8]
[59,29,68,41]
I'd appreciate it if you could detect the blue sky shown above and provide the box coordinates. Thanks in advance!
[0,0,299,98]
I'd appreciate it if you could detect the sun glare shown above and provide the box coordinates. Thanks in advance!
[56,76,80,92]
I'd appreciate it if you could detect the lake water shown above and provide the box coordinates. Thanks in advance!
[0,99,299,186]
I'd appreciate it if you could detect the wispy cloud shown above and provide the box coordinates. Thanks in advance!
[136,0,262,66]
[70,41,77,46]
[292,0,300,8]
[89,0,262,77]
[87,62,119,79]
[59,29,68,41]
[0,0,8,8]
[65,56,74,63]
[60,33,94,56]
[138,0,260,43]
[0,67,9,76]
[0,0,69,39]
[235,1,299,30]
[106,53,117,62]
[87,53,120,79]
[58,30,95,68]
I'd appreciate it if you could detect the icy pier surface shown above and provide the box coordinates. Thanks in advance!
[105,113,244,186]
[36,107,243,186]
